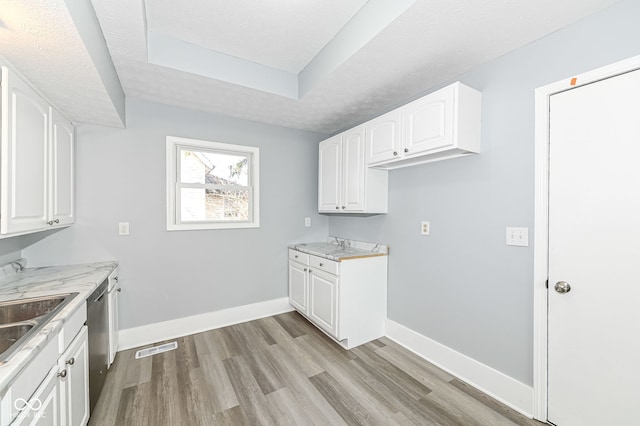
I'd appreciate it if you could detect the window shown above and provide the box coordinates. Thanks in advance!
[166,136,259,230]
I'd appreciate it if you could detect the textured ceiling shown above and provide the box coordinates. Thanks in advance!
[0,0,123,127]
[1,0,622,134]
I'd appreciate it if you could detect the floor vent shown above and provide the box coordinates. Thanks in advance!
[135,341,178,359]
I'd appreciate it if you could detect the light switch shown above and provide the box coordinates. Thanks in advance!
[119,222,130,236]
[506,227,528,246]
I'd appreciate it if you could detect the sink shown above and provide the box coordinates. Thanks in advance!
[0,295,70,325]
[0,322,37,355]
[0,293,78,364]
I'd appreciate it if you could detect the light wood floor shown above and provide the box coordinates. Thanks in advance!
[89,312,544,426]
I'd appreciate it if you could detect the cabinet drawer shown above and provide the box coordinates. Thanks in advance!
[309,255,339,275]
[289,249,309,265]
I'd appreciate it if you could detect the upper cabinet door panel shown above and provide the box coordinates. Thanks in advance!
[318,135,342,212]
[51,108,75,225]
[365,109,402,165]
[403,84,455,155]
[342,126,365,211]
[1,69,49,234]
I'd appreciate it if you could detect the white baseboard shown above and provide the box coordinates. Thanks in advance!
[118,297,294,350]
[385,319,534,418]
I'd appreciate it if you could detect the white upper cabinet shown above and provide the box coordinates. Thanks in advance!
[403,84,455,155]
[367,82,481,169]
[318,135,342,212]
[0,67,49,234]
[0,65,75,236]
[318,126,388,214]
[341,128,366,211]
[50,109,75,226]
[365,109,402,165]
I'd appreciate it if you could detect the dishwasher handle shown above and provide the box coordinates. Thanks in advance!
[88,279,109,303]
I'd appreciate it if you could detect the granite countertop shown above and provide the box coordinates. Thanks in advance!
[289,237,388,261]
[0,259,118,392]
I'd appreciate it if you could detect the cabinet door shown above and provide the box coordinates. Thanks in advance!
[288,261,308,314]
[403,84,454,155]
[1,67,49,234]
[318,135,342,212]
[50,109,74,226]
[108,286,119,367]
[60,327,89,426]
[365,108,402,165]
[342,126,366,212]
[12,367,62,426]
[309,270,339,338]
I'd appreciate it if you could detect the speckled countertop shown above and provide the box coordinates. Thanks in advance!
[289,237,388,261]
[0,259,118,392]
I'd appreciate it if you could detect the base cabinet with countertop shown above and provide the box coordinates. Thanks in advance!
[288,240,388,349]
[0,261,117,426]
[2,309,88,426]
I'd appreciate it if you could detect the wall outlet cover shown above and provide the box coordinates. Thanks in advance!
[421,221,430,236]
[119,222,130,236]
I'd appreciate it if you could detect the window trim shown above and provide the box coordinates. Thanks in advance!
[166,136,260,230]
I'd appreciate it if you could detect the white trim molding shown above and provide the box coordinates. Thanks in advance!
[533,54,640,421]
[385,319,534,418]
[118,297,294,350]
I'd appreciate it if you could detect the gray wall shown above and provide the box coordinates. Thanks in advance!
[23,98,328,329]
[328,0,640,385]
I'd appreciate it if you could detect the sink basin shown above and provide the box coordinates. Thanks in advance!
[0,293,78,364]
[0,322,36,355]
[0,295,70,325]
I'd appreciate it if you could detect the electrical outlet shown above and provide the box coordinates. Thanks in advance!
[506,227,528,246]
[421,221,430,236]
[119,222,130,236]
[304,217,311,227]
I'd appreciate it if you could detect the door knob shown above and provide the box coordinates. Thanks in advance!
[554,281,571,294]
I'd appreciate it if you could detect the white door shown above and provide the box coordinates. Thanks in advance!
[1,67,49,234]
[342,126,365,211]
[548,68,640,425]
[318,135,342,212]
[50,108,74,226]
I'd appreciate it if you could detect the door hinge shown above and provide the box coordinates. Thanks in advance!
[545,279,549,289]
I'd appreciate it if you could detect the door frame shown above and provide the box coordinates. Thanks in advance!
[532,54,640,421]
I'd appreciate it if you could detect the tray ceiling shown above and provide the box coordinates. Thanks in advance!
[0,0,622,133]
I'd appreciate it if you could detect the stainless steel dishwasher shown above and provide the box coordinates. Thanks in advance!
[86,278,109,413]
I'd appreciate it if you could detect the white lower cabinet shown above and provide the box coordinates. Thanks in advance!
[288,260,309,315]
[288,248,387,349]
[12,366,62,426]
[308,270,339,338]
[59,327,89,426]
[2,310,88,426]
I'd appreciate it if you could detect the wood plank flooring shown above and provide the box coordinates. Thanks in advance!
[89,312,545,426]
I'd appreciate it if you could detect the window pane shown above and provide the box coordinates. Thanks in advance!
[180,188,250,222]
[180,149,249,186]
